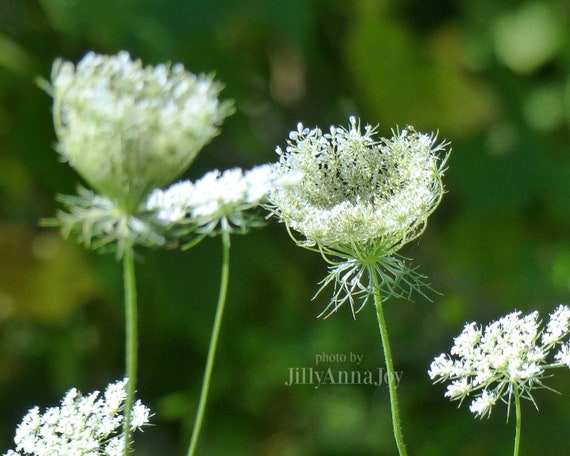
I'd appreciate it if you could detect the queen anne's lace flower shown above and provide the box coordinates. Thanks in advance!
[268,116,447,249]
[266,116,449,316]
[146,164,300,236]
[429,305,570,418]
[50,51,233,213]
[45,51,233,255]
[3,379,150,456]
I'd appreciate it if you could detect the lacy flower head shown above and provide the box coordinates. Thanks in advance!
[146,164,300,240]
[428,305,570,419]
[49,51,233,213]
[3,379,150,456]
[44,51,233,255]
[267,116,449,316]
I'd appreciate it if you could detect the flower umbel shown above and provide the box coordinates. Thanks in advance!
[147,165,299,456]
[428,305,570,419]
[44,51,233,254]
[267,116,449,316]
[3,379,150,456]
[146,164,300,239]
[266,116,448,455]
[49,51,233,213]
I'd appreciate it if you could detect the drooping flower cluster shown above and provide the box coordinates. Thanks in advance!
[146,164,300,236]
[50,51,233,213]
[429,305,570,418]
[266,116,449,316]
[45,51,233,255]
[3,379,150,456]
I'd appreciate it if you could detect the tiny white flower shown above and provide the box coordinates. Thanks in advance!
[104,437,124,456]
[555,342,570,367]
[130,400,151,430]
[450,322,481,357]
[427,354,453,380]
[469,390,498,418]
[445,377,471,400]
[542,304,570,346]
[103,378,128,414]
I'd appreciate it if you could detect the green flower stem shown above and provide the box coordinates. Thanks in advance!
[513,388,522,456]
[122,245,138,456]
[370,266,408,456]
[187,230,231,456]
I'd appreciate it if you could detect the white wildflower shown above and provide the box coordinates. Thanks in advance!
[450,322,481,357]
[427,353,453,380]
[50,51,233,213]
[3,379,150,456]
[130,400,151,429]
[268,116,448,249]
[445,377,471,401]
[429,305,570,419]
[266,116,449,316]
[104,437,125,456]
[146,164,299,235]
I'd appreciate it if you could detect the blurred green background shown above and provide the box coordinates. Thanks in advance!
[1,0,570,454]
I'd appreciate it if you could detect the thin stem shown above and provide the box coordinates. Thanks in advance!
[187,231,231,456]
[122,246,138,456]
[513,388,522,456]
[370,266,408,456]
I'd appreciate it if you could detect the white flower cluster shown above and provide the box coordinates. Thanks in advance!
[266,116,448,316]
[3,379,150,456]
[50,51,233,213]
[146,164,300,235]
[268,116,448,252]
[429,305,570,418]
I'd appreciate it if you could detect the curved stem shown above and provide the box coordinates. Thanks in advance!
[370,266,408,456]
[122,246,138,456]
[187,231,231,456]
[513,389,522,456]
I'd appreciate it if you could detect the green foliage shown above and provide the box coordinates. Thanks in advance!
[1,0,570,454]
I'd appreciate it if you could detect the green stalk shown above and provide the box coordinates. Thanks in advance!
[187,230,231,456]
[122,246,138,456]
[370,266,408,456]
[513,389,522,456]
